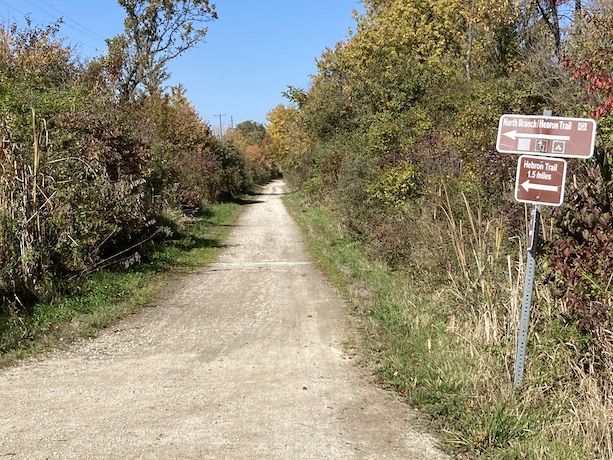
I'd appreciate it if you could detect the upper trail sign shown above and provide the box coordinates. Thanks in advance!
[496,115,596,159]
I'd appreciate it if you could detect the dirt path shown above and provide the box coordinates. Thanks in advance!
[0,180,449,460]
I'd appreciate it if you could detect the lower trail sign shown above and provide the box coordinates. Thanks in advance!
[515,155,567,206]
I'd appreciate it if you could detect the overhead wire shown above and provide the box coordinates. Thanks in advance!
[22,0,104,52]
[1,0,109,55]
[35,0,105,39]
[0,0,27,18]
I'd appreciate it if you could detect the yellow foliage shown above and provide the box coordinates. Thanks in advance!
[346,0,519,81]
[266,104,303,169]
[367,163,417,208]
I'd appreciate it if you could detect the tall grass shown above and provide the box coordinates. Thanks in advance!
[0,201,242,367]
[0,109,49,310]
[440,190,514,347]
[440,192,613,459]
[286,189,607,459]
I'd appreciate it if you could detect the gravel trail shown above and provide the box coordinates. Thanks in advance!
[0,180,449,459]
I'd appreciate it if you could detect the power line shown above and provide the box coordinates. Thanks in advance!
[22,0,104,48]
[214,113,226,137]
[0,0,106,54]
[31,0,106,41]
[0,0,26,18]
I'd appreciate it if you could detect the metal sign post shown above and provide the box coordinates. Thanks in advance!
[513,205,540,388]
[496,110,596,389]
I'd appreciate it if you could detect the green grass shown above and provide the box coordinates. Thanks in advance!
[0,201,243,367]
[284,192,593,459]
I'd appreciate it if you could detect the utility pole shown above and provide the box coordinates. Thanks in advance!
[214,113,226,137]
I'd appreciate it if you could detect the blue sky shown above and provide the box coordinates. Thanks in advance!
[1,0,362,132]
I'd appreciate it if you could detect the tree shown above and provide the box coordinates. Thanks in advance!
[234,121,267,145]
[535,0,562,56]
[0,18,77,88]
[517,0,586,60]
[109,0,217,102]
[223,121,270,171]
[266,104,300,171]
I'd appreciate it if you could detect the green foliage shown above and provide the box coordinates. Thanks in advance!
[366,163,416,208]
[234,121,267,145]
[0,19,270,314]
[448,401,538,453]
[213,140,250,199]
[301,176,325,201]
[224,120,276,188]
[334,140,378,233]
[300,69,354,142]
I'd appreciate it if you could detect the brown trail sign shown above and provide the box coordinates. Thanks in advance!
[496,112,596,389]
[497,114,596,159]
[515,155,567,207]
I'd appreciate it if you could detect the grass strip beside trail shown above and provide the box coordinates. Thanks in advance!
[284,193,590,460]
[0,201,243,368]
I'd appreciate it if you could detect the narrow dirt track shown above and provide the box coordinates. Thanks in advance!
[0,180,449,459]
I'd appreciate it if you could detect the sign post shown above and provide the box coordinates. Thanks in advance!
[513,205,540,388]
[497,112,596,389]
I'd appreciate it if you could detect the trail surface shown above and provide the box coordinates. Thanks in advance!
[0,180,448,459]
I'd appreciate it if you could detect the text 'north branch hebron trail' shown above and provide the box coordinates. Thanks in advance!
[496,114,596,158]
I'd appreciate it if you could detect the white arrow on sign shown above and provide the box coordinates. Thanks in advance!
[521,180,559,192]
[503,130,571,141]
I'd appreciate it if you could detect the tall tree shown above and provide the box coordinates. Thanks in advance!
[109,0,217,102]
[523,0,586,59]
[266,104,301,171]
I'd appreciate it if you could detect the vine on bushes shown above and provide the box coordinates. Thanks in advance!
[543,32,613,334]
[546,164,613,332]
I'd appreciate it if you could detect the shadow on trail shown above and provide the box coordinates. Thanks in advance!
[249,191,289,197]
[231,197,265,206]
[179,236,226,250]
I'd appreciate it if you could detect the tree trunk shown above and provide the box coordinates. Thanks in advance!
[466,0,476,80]
[534,0,561,57]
